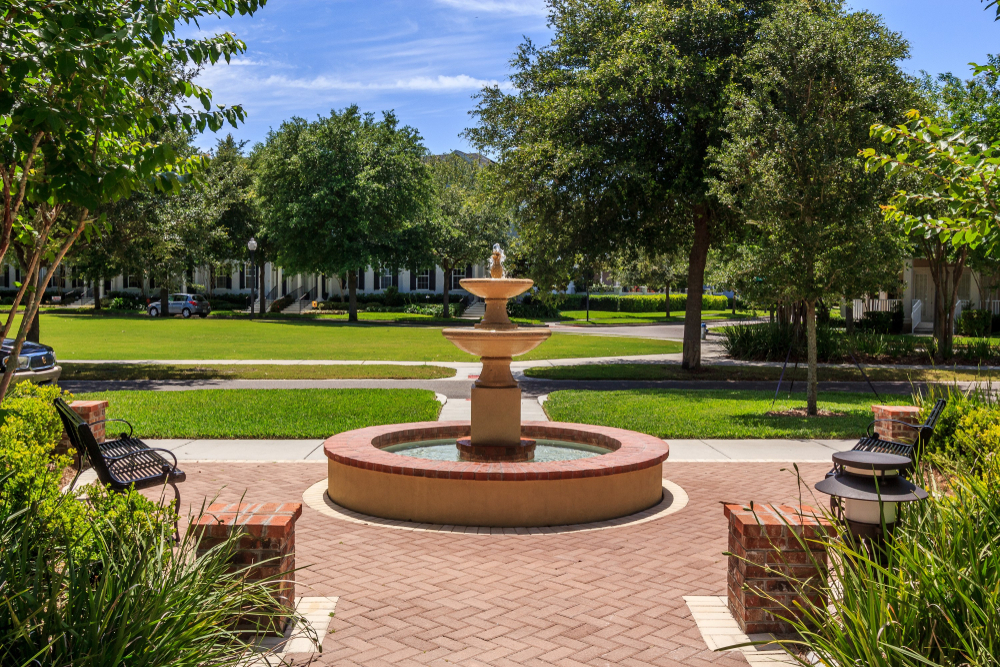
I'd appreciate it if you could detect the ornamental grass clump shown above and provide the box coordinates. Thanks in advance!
[760,455,1000,666]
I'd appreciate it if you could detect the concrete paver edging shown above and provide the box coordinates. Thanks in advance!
[302,478,689,534]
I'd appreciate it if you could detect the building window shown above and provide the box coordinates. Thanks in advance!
[215,274,230,290]
[451,269,464,291]
[380,267,393,290]
[126,274,141,289]
[416,269,430,291]
[959,273,971,302]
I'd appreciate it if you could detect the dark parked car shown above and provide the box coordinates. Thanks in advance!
[147,293,212,318]
[2,339,61,384]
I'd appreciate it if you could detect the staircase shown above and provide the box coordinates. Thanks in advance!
[462,299,485,320]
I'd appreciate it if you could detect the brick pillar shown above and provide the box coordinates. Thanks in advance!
[725,503,830,635]
[871,404,921,443]
[193,502,301,634]
[57,399,109,457]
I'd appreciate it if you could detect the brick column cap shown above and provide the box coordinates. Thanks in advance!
[871,405,921,417]
[724,503,831,538]
[194,502,302,538]
[70,399,110,410]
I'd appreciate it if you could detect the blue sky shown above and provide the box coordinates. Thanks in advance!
[188,0,1000,154]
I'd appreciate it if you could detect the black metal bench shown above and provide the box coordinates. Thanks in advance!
[827,398,947,479]
[55,398,185,511]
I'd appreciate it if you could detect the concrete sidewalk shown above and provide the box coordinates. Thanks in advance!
[143,436,853,463]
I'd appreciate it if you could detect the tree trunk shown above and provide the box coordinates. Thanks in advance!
[94,280,102,311]
[159,287,169,317]
[682,210,711,370]
[26,308,39,343]
[665,286,670,319]
[805,299,818,416]
[442,263,452,319]
[587,289,591,322]
[348,270,358,322]
[845,303,854,335]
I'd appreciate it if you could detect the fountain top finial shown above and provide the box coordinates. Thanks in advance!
[489,244,505,279]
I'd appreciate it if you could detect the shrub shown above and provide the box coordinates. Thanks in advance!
[268,294,295,313]
[959,308,992,337]
[720,322,928,362]
[559,293,728,313]
[855,307,904,335]
[103,291,145,311]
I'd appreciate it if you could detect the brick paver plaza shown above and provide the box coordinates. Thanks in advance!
[163,461,830,666]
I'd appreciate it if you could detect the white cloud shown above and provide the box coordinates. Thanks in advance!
[202,69,512,93]
[435,0,547,16]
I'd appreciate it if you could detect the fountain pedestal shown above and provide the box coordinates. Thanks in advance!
[442,270,551,462]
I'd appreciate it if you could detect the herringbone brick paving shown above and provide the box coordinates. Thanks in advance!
[161,461,829,666]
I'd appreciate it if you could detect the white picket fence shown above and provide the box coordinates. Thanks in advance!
[852,298,902,317]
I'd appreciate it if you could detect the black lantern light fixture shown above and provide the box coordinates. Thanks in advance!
[247,237,258,317]
[815,450,927,558]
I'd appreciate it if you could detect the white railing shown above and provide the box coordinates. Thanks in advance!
[911,299,922,333]
[853,298,902,317]
[989,300,1000,315]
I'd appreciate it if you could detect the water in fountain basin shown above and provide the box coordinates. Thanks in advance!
[384,438,608,462]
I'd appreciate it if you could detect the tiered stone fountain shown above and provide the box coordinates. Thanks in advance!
[322,247,670,527]
[442,246,550,462]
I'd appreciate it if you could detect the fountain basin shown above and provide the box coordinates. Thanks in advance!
[459,278,535,300]
[324,421,670,527]
[442,328,551,358]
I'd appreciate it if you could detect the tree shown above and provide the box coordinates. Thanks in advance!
[0,0,263,399]
[254,107,432,322]
[711,1,913,414]
[467,0,782,369]
[424,153,508,318]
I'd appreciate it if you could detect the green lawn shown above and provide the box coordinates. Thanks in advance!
[74,388,441,438]
[34,313,681,360]
[526,363,987,383]
[543,389,894,439]
[61,363,455,381]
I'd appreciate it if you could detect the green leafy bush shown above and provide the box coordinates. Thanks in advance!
[958,309,992,337]
[916,384,1000,459]
[855,307,903,334]
[720,322,927,362]
[559,293,729,312]
[268,294,295,312]
[508,298,560,319]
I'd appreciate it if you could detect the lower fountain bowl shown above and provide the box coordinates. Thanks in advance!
[324,421,670,527]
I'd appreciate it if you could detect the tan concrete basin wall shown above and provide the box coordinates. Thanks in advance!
[327,459,663,527]
[323,421,670,528]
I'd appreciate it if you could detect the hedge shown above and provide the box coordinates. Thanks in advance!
[559,293,729,312]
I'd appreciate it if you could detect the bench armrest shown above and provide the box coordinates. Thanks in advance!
[91,418,134,439]
[866,419,929,439]
[106,447,180,470]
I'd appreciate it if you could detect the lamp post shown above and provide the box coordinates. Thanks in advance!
[815,451,927,564]
[247,237,258,318]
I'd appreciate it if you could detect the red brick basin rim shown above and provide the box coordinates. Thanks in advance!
[323,421,669,482]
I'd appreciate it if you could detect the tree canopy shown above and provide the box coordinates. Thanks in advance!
[253,107,432,321]
[0,0,264,398]
[712,0,913,413]
[467,0,782,369]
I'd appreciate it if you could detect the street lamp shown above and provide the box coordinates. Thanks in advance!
[247,237,258,317]
[815,450,927,563]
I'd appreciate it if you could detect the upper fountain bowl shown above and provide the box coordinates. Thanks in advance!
[460,278,534,300]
